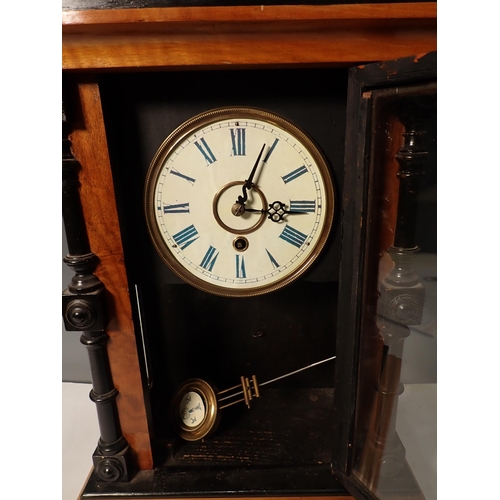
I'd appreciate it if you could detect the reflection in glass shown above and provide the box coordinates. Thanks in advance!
[353,88,436,500]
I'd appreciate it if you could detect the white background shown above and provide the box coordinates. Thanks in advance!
[1,2,498,499]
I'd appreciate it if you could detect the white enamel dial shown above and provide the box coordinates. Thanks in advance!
[145,107,334,297]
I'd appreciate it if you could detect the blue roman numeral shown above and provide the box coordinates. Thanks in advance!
[170,169,196,184]
[289,200,316,213]
[236,254,246,278]
[265,249,280,269]
[263,138,279,163]
[279,225,307,248]
[195,138,217,165]
[230,128,246,156]
[200,245,219,271]
[282,165,308,184]
[172,224,199,250]
[163,202,190,214]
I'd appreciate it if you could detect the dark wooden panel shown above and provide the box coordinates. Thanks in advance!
[97,67,343,453]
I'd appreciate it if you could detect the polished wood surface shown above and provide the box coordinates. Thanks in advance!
[69,81,154,470]
[63,3,436,25]
[62,3,436,70]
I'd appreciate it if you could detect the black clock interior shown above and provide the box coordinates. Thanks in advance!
[97,67,348,494]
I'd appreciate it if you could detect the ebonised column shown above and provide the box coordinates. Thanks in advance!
[62,102,135,482]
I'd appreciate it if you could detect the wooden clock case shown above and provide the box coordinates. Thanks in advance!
[62,3,436,499]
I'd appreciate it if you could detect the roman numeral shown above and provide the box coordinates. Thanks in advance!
[200,245,219,271]
[170,169,196,184]
[265,249,280,269]
[236,254,246,278]
[279,224,307,248]
[263,138,279,163]
[172,224,199,250]
[194,138,217,165]
[163,202,190,214]
[282,165,308,184]
[289,200,316,213]
[230,128,246,156]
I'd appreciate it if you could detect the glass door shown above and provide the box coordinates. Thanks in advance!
[333,52,437,500]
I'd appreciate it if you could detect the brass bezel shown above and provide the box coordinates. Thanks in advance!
[171,378,220,442]
[144,106,335,298]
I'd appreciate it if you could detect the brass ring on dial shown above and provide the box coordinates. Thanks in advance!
[212,181,267,235]
[171,378,220,441]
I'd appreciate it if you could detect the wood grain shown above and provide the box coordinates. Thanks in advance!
[62,3,437,26]
[68,80,154,470]
[62,3,436,70]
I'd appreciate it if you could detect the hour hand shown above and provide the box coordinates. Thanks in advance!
[246,201,309,223]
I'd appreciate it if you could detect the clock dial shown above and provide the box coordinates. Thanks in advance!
[145,107,334,297]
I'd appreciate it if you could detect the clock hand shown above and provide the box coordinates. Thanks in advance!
[244,201,309,223]
[236,143,266,206]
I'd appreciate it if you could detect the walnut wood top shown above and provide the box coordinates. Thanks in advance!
[62,3,437,70]
[63,3,436,25]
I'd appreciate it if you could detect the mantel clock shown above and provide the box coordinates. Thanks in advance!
[62,4,437,500]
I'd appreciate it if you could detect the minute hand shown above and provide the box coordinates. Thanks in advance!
[237,144,266,205]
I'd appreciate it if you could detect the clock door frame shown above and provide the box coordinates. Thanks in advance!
[62,5,436,498]
[331,52,436,500]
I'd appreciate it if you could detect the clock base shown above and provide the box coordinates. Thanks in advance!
[80,465,350,499]
[80,388,350,498]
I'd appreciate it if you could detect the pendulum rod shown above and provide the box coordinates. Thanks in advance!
[217,356,336,409]
[260,355,337,387]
